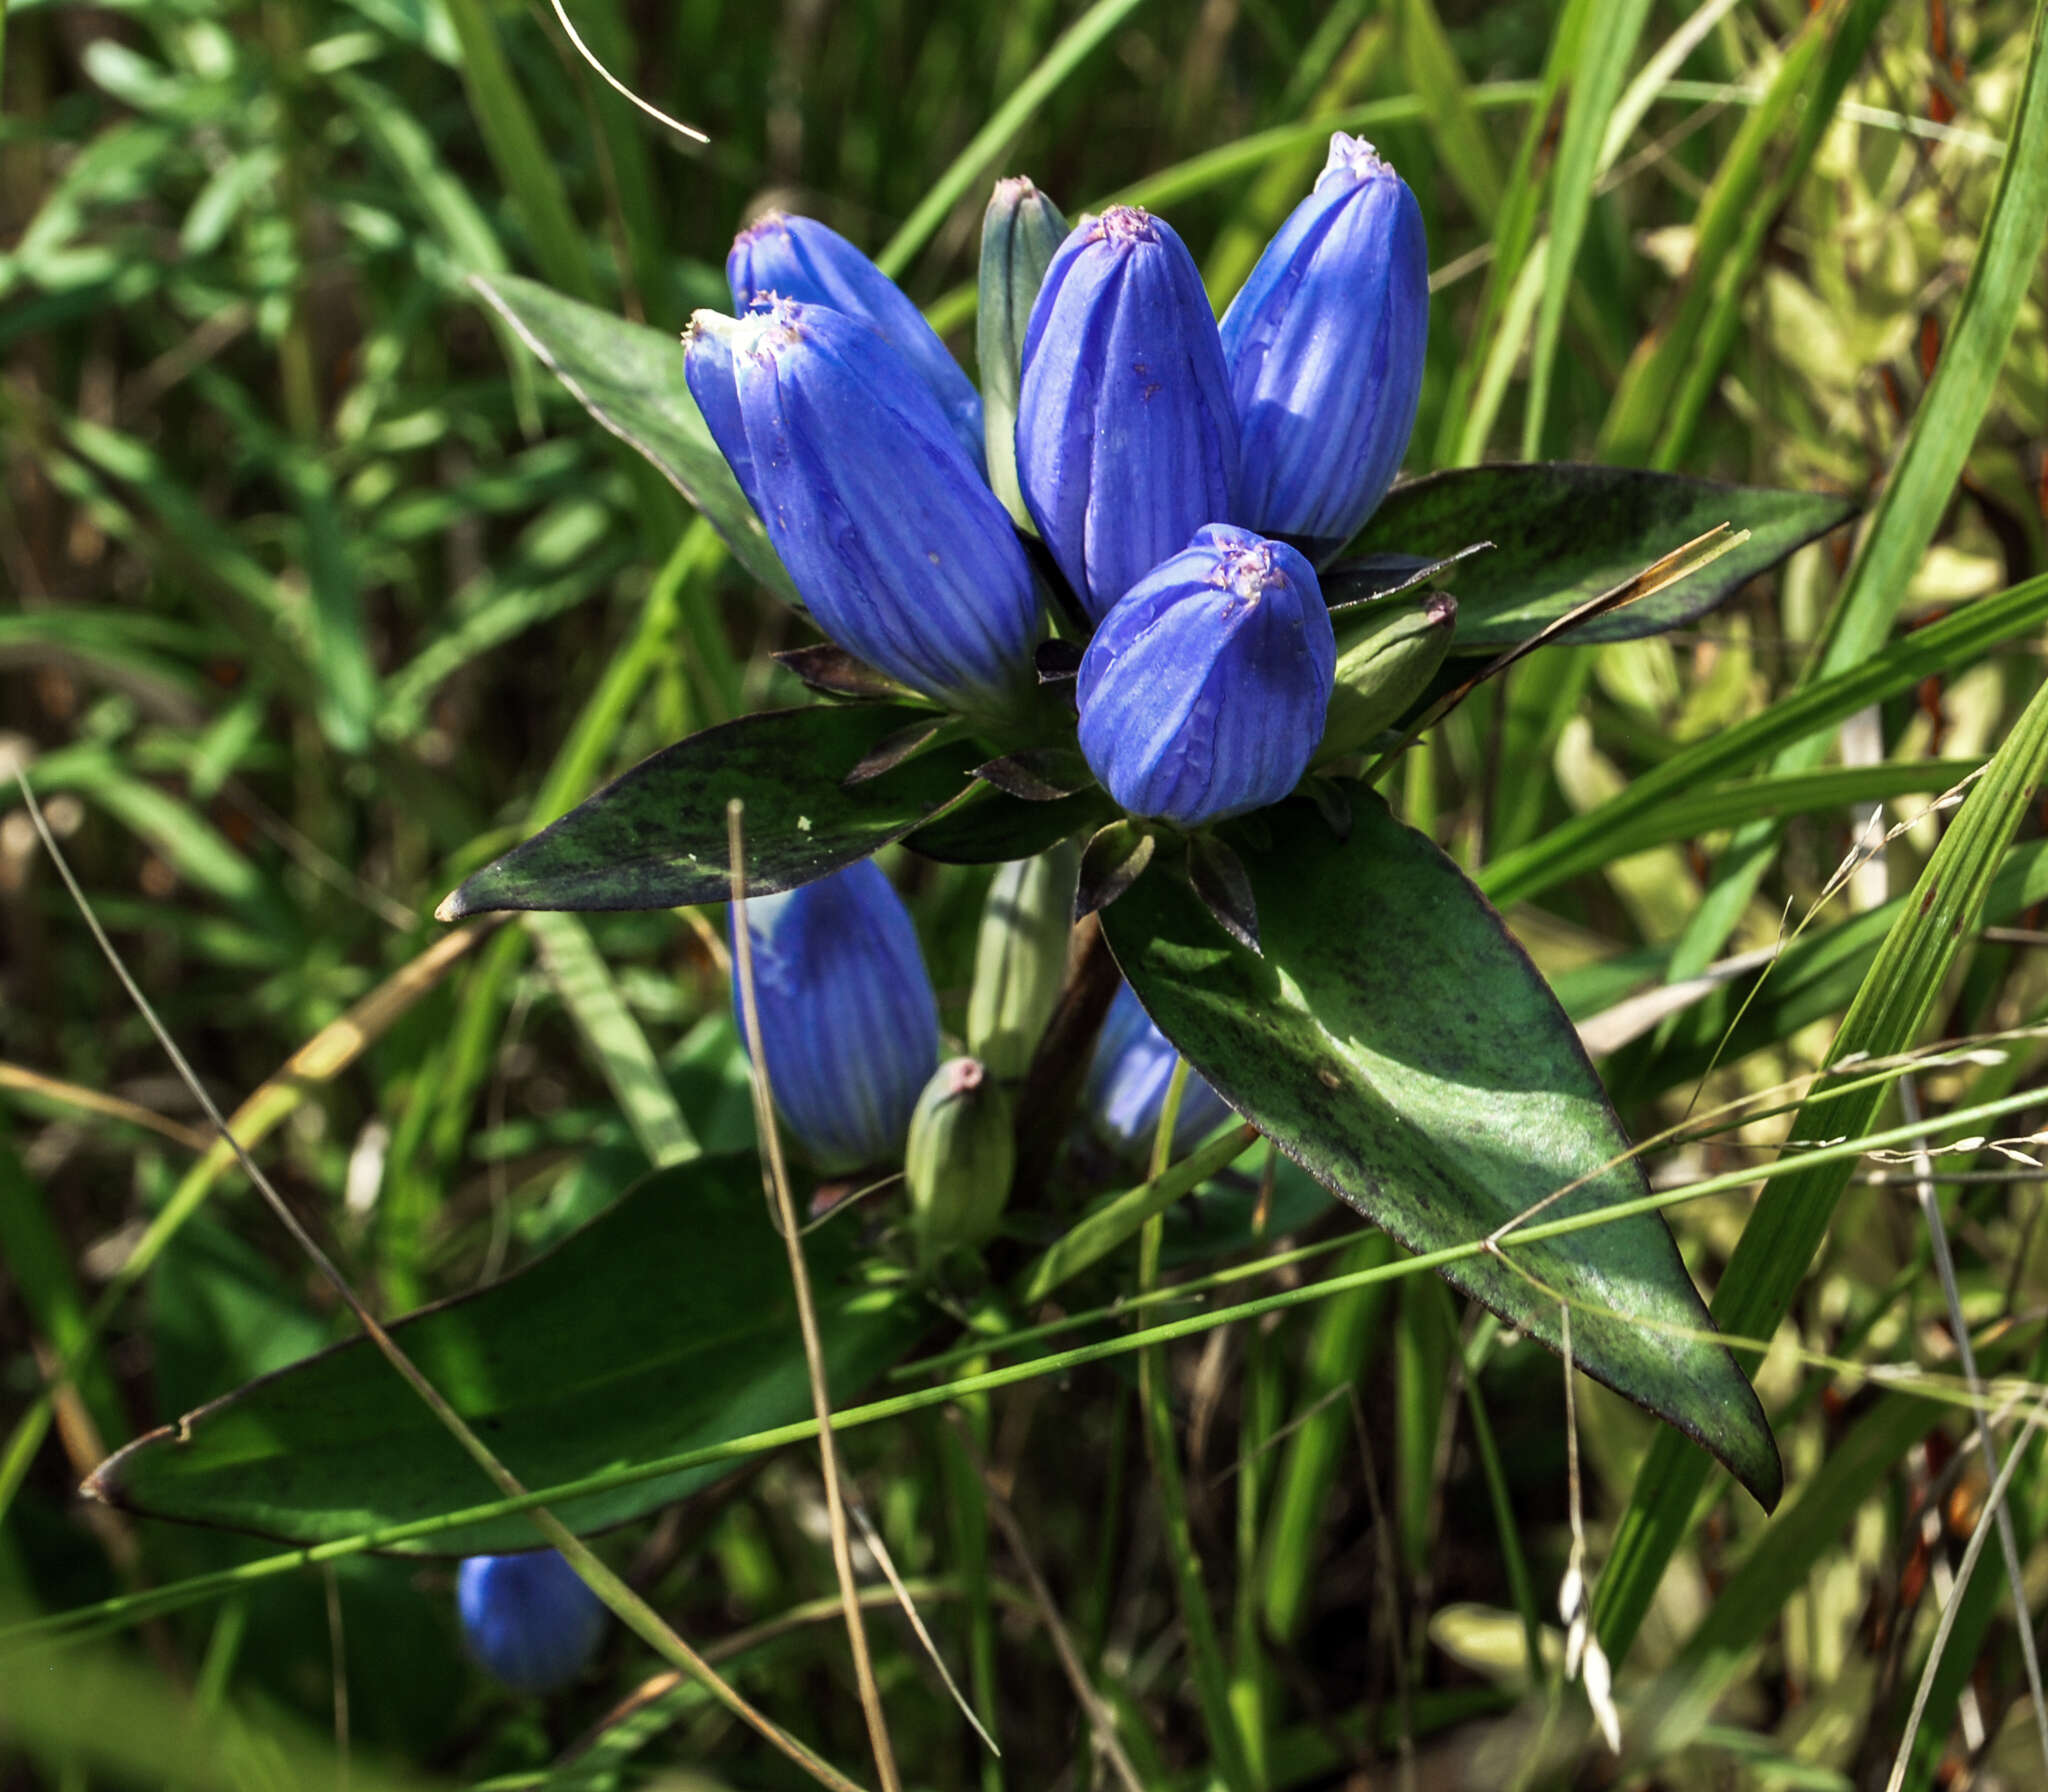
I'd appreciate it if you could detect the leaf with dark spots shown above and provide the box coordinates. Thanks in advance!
[1353,463,1855,651]
[86,1155,928,1554]
[439,705,982,917]
[1101,793,1781,1509]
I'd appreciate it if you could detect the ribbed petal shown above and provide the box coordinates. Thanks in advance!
[1083,983,1233,1160]
[1017,207,1239,623]
[686,300,1041,714]
[731,860,940,1175]
[729,211,986,469]
[682,311,762,514]
[1221,135,1428,553]
[1076,524,1334,826]
[457,1553,608,1694]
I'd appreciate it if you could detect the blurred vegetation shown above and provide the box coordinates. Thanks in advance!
[3,0,2048,1787]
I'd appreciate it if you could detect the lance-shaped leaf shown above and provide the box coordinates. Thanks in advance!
[1352,464,1854,651]
[86,1155,926,1554]
[1101,793,1781,1508]
[440,705,981,917]
[469,273,799,606]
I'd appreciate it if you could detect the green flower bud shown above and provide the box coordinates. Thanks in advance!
[905,1057,1016,1265]
[965,841,1078,1081]
[978,177,1069,526]
[1315,591,1457,763]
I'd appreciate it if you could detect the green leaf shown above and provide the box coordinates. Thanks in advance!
[1352,464,1855,650]
[467,272,798,604]
[1100,793,1781,1507]
[439,704,981,917]
[904,782,1117,865]
[87,1156,926,1554]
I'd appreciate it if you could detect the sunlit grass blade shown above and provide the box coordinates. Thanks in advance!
[1519,0,1652,458]
[1593,659,2048,1664]
[1647,0,2048,990]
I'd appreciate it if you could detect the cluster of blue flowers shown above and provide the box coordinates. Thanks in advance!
[687,133,1427,830]
[731,861,1226,1176]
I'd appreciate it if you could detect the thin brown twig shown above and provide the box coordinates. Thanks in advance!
[727,799,902,1792]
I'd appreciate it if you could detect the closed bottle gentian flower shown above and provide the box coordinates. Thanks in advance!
[1084,984,1233,1161]
[457,1551,607,1694]
[686,301,1041,717]
[728,211,985,468]
[1221,134,1428,556]
[1076,524,1335,827]
[730,859,940,1175]
[1017,206,1240,623]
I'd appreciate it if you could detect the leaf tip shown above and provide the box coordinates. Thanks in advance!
[434,888,468,924]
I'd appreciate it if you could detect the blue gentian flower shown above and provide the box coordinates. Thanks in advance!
[1076,524,1335,826]
[1221,135,1428,556]
[1017,206,1240,623]
[686,301,1041,716]
[1084,983,1233,1161]
[728,211,985,468]
[730,859,940,1174]
[457,1552,607,1694]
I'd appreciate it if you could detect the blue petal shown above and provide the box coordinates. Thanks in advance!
[686,300,1041,714]
[729,211,986,470]
[1222,136,1429,553]
[1017,207,1239,622]
[1083,983,1234,1160]
[457,1552,608,1694]
[1077,524,1335,826]
[731,860,940,1174]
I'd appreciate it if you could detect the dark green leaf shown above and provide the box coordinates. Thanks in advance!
[1353,464,1855,650]
[1077,820,1157,921]
[439,705,981,917]
[904,783,1117,865]
[468,273,799,605]
[1101,793,1781,1507]
[88,1155,926,1554]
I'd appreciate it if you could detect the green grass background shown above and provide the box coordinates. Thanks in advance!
[3,0,2048,1786]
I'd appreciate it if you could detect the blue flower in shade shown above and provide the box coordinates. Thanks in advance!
[457,1552,607,1694]
[730,859,940,1174]
[1017,206,1240,623]
[686,301,1041,716]
[1221,135,1428,557]
[1084,983,1233,1161]
[727,211,986,469]
[1076,524,1335,827]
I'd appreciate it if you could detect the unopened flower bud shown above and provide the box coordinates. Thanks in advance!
[965,842,1078,1081]
[686,302,1041,716]
[1315,590,1457,762]
[457,1551,607,1694]
[905,1057,1016,1263]
[978,177,1069,526]
[730,860,940,1174]
[1076,524,1334,827]
[1221,135,1428,558]
[728,210,985,468]
[1084,984,1233,1162]
[1018,206,1240,621]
